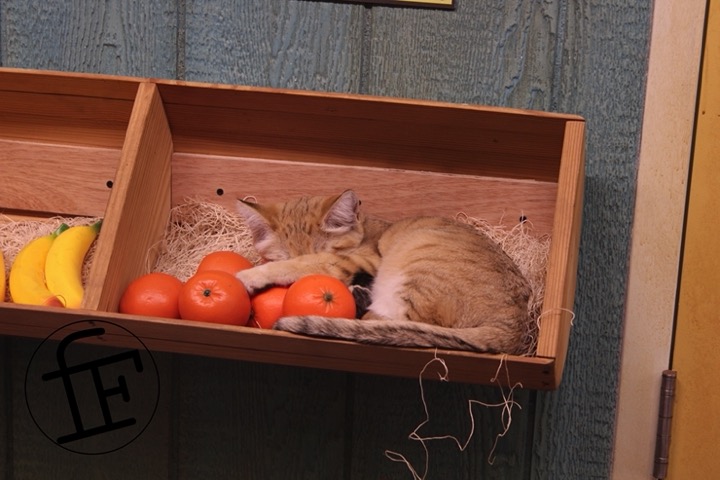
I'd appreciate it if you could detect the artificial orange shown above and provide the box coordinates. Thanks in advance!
[196,250,253,276]
[179,270,251,325]
[282,274,356,319]
[250,286,290,329]
[119,272,183,319]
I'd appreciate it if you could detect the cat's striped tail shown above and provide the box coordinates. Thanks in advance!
[273,315,525,354]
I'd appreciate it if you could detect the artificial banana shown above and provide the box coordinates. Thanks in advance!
[9,224,68,307]
[45,220,102,309]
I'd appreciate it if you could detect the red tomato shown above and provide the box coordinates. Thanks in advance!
[179,270,251,325]
[282,274,355,319]
[119,272,183,319]
[250,286,290,329]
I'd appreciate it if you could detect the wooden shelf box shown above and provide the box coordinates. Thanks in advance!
[0,68,584,389]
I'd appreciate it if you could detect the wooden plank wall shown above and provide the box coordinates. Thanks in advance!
[0,1,651,478]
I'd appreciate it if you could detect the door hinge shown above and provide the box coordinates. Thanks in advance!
[653,370,677,479]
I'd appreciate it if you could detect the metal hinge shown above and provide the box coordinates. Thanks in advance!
[653,370,677,479]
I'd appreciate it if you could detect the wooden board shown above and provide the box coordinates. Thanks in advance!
[182,0,365,89]
[172,357,349,478]
[0,303,557,389]
[535,120,585,371]
[83,82,174,312]
[0,0,178,77]
[0,70,137,149]
[0,139,118,218]
[157,81,573,182]
[172,153,559,235]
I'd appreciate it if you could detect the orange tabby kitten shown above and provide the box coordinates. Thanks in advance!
[236,190,532,354]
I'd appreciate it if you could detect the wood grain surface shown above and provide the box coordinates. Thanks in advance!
[532,2,652,478]
[0,0,652,479]
[184,0,365,90]
[0,140,119,218]
[1,1,178,77]
[172,152,559,234]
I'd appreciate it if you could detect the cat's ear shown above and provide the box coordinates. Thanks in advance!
[322,190,360,233]
[236,199,279,252]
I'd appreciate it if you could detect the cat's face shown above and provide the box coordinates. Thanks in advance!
[236,190,365,262]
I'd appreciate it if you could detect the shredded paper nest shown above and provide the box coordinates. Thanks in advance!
[1,200,550,355]
[456,213,550,355]
[150,199,261,282]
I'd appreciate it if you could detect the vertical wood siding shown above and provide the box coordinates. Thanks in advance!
[1,1,178,77]
[0,0,652,478]
[184,0,366,90]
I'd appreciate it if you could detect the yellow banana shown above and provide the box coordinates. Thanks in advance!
[44,220,102,309]
[9,224,68,307]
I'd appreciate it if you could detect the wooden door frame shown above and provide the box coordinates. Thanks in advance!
[611,1,708,478]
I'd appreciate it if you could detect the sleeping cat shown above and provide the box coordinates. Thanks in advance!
[235,190,532,354]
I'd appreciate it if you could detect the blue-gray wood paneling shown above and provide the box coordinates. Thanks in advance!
[1,1,178,77]
[532,2,651,477]
[184,0,365,91]
[366,0,562,109]
[172,356,349,479]
[0,0,653,478]
[350,373,534,479]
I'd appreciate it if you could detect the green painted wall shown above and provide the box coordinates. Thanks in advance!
[0,1,651,478]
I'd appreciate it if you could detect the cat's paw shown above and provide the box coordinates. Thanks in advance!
[349,285,372,318]
[236,262,299,294]
[236,268,274,294]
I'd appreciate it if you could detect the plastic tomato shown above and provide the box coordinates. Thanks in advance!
[119,272,183,319]
[282,274,355,319]
[250,286,289,329]
[196,250,253,276]
[179,270,251,325]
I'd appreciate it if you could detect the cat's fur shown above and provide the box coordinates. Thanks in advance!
[236,190,532,354]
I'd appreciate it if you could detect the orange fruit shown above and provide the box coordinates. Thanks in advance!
[119,272,183,319]
[250,286,289,329]
[178,270,251,325]
[196,250,253,276]
[282,274,356,319]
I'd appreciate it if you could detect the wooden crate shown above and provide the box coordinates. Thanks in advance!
[0,68,584,389]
